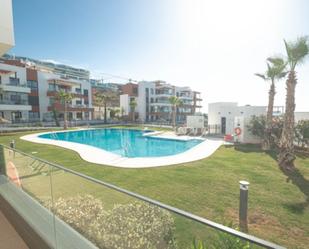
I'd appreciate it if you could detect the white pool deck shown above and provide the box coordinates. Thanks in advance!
[21,129,224,168]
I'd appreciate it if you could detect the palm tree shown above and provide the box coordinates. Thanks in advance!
[57,90,73,130]
[255,58,287,150]
[169,96,183,130]
[129,99,137,122]
[93,91,117,123]
[278,36,309,170]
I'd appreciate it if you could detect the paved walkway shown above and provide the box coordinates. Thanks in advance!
[0,210,29,249]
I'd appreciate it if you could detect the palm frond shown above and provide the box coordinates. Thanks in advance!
[277,71,288,79]
[284,36,309,69]
[254,73,267,80]
[266,56,287,80]
[267,56,285,67]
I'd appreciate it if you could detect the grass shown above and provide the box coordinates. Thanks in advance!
[0,127,308,248]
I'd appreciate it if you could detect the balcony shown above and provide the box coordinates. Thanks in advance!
[47,90,87,99]
[0,209,29,249]
[155,93,172,98]
[0,100,31,111]
[48,103,94,112]
[1,81,31,94]
[0,145,284,249]
[179,95,193,100]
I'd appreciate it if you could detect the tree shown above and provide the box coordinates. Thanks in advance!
[255,58,287,150]
[169,96,183,130]
[93,91,117,123]
[278,36,309,170]
[57,90,73,130]
[129,99,137,122]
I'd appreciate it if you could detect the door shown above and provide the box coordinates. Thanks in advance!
[221,117,226,134]
[11,111,22,122]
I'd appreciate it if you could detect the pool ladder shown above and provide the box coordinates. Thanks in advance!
[123,141,132,157]
[51,132,59,140]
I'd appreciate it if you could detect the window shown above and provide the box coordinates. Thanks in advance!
[49,97,55,105]
[150,88,154,94]
[76,112,83,119]
[27,80,38,90]
[49,83,56,91]
[29,112,40,120]
[76,100,82,105]
[28,96,39,105]
[83,89,89,96]
[11,94,21,103]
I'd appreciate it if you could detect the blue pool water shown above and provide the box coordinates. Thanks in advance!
[39,129,202,158]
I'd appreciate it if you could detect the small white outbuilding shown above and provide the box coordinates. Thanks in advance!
[208,102,284,143]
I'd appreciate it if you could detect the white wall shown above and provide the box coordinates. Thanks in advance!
[295,112,309,122]
[0,0,15,55]
[137,81,155,121]
[208,102,238,134]
[37,71,51,119]
[0,63,27,86]
[120,94,130,115]
[234,116,261,144]
[186,115,205,128]
[208,102,267,136]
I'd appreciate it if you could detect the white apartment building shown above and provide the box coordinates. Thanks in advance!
[120,80,202,123]
[38,72,93,121]
[0,0,15,56]
[0,59,93,122]
[0,63,31,121]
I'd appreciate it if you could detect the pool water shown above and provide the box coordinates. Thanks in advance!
[39,129,203,158]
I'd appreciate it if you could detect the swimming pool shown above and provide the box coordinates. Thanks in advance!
[39,129,203,158]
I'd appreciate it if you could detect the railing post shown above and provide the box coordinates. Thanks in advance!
[0,145,6,175]
[239,180,249,232]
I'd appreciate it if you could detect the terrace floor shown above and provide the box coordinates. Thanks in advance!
[0,210,29,249]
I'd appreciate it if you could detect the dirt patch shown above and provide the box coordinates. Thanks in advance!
[224,208,307,249]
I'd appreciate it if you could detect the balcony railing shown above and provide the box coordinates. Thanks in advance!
[9,77,20,86]
[0,100,29,105]
[0,145,285,249]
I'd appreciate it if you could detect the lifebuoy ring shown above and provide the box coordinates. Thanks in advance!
[235,127,242,136]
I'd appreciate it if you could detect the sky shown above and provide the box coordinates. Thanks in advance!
[9,0,309,112]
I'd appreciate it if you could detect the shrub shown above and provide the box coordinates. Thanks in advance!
[50,195,177,249]
[101,202,177,249]
[247,115,283,149]
[50,195,108,245]
[295,120,309,148]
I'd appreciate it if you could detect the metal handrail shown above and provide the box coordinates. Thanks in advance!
[0,144,285,249]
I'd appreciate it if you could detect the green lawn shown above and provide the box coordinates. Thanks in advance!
[0,127,308,249]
